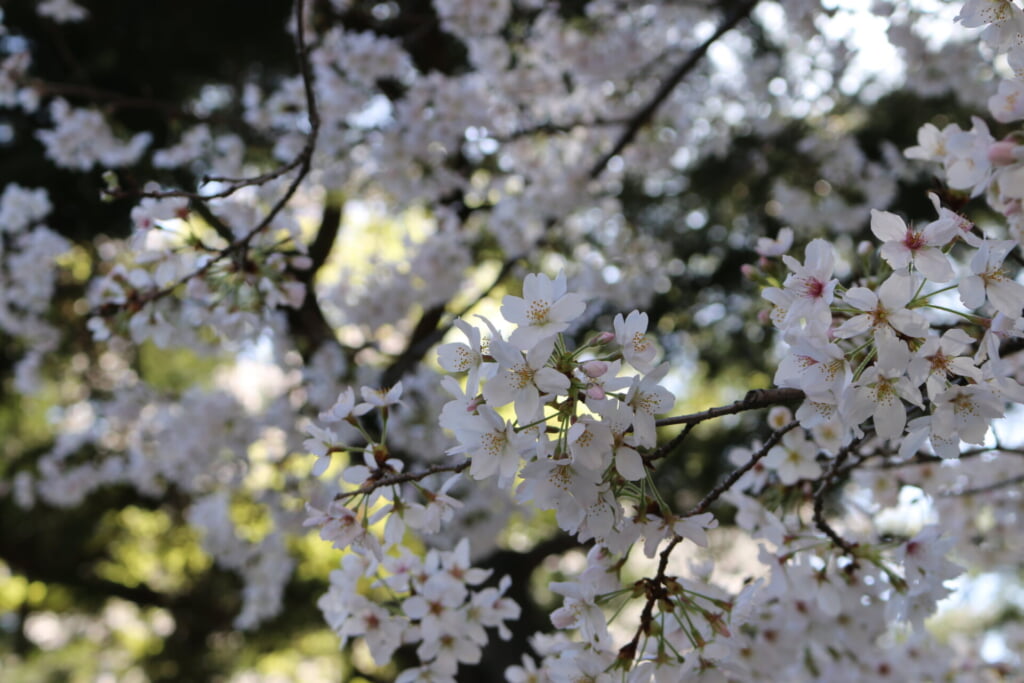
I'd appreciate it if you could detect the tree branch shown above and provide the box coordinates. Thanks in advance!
[813,437,862,559]
[685,419,799,517]
[655,387,804,427]
[335,461,470,500]
[587,0,760,179]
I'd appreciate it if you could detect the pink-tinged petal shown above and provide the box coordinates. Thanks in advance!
[614,446,645,481]
[871,209,908,242]
[958,275,986,309]
[913,247,955,282]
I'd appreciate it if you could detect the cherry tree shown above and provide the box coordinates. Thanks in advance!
[1,0,1023,680]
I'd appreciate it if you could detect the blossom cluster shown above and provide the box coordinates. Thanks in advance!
[3,0,1024,681]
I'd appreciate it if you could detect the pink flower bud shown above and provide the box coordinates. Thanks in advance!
[592,331,615,345]
[586,385,606,400]
[580,360,608,378]
[988,140,1017,166]
[741,264,757,279]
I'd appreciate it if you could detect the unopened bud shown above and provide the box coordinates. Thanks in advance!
[988,140,1018,166]
[741,263,757,280]
[592,331,615,345]
[580,360,608,378]
[586,385,606,400]
[856,240,874,257]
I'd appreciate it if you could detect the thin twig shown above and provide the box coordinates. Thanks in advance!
[587,0,760,179]
[335,461,470,500]
[813,438,863,559]
[685,420,799,517]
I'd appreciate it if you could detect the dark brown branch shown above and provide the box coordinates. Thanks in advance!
[655,387,804,427]
[812,438,862,559]
[335,461,470,500]
[685,420,799,517]
[587,0,760,179]
[647,422,696,463]
[287,203,344,360]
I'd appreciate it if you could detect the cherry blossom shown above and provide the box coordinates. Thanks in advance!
[765,238,838,332]
[959,239,1024,317]
[834,271,929,340]
[869,209,955,282]
[613,310,658,372]
[501,272,586,349]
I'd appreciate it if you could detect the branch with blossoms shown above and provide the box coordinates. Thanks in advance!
[86,0,322,343]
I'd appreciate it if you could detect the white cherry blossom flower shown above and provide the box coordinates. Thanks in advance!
[623,363,675,448]
[988,78,1024,123]
[566,416,614,472]
[483,336,569,423]
[405,475,463,534]
[356,382,405,412]
[905,122,949,162]
[549,578,613,649]
[841,331,922,439]
[501,271,586,349]
[763,429,820,485]
[908,330,982,400]
[774,333,851,396]
[303,422,339,476]
[517,455,604,534]
[592,400,647,480]
[943,117,994,195]
[447,405,532,488]
[959,239,1024,318]
[834,271,929,340]
[613,310,658,372]
[771,238,838,332]
[755,227,794,257]
[319,386,372,423]
[437,318,490,392]
[869,209,954,282]
[925,191,980,247]
[672,511,718,548]
[303,501,382,559]
[931,383,1005,446]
